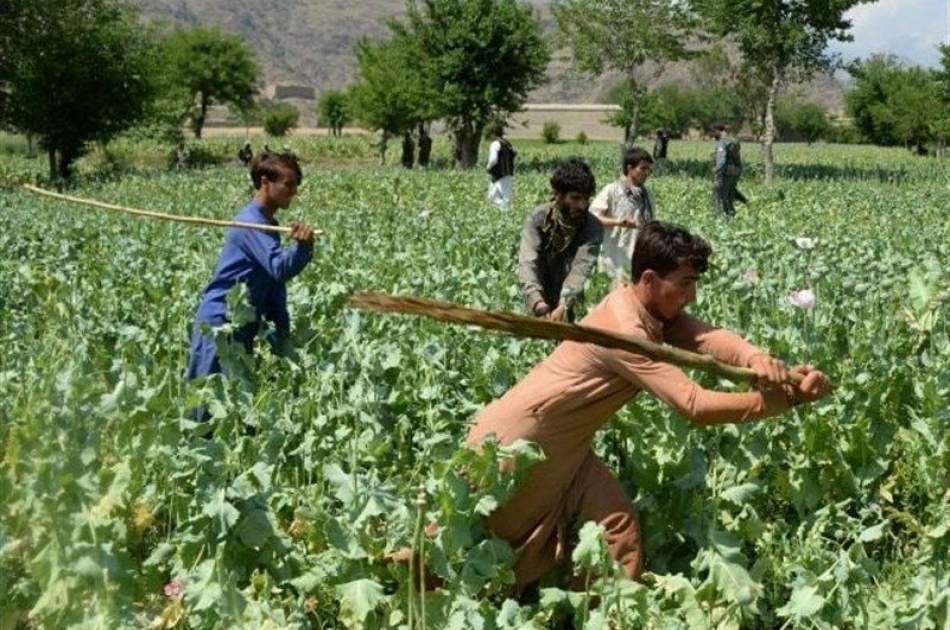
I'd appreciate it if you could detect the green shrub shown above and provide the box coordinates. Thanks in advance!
[167,142,228,169]
[576,131,589,145]
[775,100,832,143]
[825,122,866,145]
[263,103,300,137]
[541,121,561,144]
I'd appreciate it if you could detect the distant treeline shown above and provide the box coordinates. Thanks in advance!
[1,0,947,182]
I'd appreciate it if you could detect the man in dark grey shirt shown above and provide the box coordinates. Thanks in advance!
[518,158,603,322]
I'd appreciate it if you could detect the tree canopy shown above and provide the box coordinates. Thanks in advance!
[348,34,430,164]
[1,0,155,180]
[317,90,350,137]
[692,0,871,183]
[396,0,549,168]
[160,26,259,139]
[555,0,695,143]
[846,54,945,153]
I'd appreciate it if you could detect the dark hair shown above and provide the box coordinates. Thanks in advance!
[491,122,506,138]
[622,146,653,174]
[550,157,595,196]
[712,122,727,132]
[250,150,303,189]
[631,221,712,281]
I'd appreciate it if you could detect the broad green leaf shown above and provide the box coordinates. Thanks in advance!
[859,521,886,542]
[203,490,240,534]
[571,521,607,571]
[335,579,388,627]
[777,584,826,618]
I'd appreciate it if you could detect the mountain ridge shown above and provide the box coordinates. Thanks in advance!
[131,0,844,110]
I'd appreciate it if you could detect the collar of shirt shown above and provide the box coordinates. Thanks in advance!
[617,177,645,199]
[247,199,279,226]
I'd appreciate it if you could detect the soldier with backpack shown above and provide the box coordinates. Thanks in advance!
[487,123,517,209]
[711,123,746,216]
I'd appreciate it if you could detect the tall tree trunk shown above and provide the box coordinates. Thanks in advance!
[627,75,643,143]
[57,146,76,181]
[400,131,415,169]
[631,98,642,144]
[48,148,57,181]
[454,123,483,169]
[193,93,208,139]
[763,70,780,186]
[379,130,389,165]
[417,122,432,168]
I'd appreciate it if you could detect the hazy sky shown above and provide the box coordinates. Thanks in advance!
[828,0,948,67]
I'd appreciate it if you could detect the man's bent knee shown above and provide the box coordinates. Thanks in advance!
[600,511,643,580]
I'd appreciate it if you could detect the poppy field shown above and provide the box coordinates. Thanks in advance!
[0,137,947,628]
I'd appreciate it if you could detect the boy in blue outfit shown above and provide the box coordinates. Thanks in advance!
[186,150,316,380]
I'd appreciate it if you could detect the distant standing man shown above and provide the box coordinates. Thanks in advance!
[653,129,670,160]
[238,141,253,166]
[186,150,316,382]
[590,146,656,283]
[712,122,744,216]
[519,158,603,322]
[401,131,416,169]
[487,124,517,209]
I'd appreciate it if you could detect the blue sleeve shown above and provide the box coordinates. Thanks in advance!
[237,228,313,282]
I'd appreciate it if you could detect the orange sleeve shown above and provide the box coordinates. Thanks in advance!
[600,342,788,426]
[664,313,766,368]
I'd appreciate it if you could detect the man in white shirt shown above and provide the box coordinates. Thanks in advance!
[590,146,656,282]
[486,124,517,209]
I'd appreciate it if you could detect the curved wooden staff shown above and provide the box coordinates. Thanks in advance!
[348,291,819,386]
[23,184,323,236]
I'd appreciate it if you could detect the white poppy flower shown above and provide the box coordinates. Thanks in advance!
[788,288,816,310]
[794,237,817,250]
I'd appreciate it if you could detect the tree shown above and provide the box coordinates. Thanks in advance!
[693,0,871,185]
[317,90,350,137]
[398,0,549,168]
[555,0,694,143]
[689,86,744,135]
[348,35,427,164]
[644,84,695,136]
[687,43,771,137]
[1,0,154,180]
[161,26,258,139]
[934,45,950,157]
[0,0,25,125]
[846,54,944,153]
[263,103,300,137]
[775,99,830,143]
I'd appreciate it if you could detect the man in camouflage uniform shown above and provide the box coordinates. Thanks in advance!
[711,123,745,216]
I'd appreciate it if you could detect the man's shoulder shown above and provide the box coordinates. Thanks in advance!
[521,204,548,230]
[602,179,624,194]
[236,202,264,222]
[529,204,548,218]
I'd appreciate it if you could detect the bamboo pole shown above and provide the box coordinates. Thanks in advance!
[23,184,324,236]
[348,291,812,386]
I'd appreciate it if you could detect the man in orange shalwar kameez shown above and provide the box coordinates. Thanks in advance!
[467,221,830,589]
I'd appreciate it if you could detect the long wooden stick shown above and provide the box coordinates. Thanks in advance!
[24,184,323,236]
[348,291,809,386]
